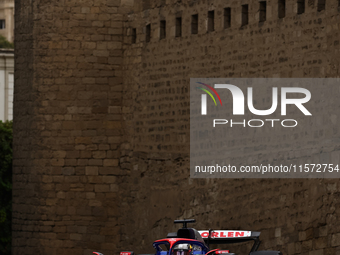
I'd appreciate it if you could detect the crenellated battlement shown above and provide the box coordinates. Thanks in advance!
[124,0,339,45]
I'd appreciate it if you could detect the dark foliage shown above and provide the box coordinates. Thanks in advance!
[0,121,12,254]
[0,35,13,49]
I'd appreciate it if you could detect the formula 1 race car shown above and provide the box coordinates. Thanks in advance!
[93,219,282,255]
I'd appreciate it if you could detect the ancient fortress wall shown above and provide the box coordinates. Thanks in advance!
[13,0,340,255]
[121,0,340,254]
[13,0,126,254]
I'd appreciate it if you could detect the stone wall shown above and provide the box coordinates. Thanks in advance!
[13,0,125,254]
[121,0,340,254]
[13,0,340,255]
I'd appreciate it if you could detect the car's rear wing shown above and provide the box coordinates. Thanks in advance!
[198,230,261,252]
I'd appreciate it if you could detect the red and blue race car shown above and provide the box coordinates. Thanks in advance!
[93,219,282,255]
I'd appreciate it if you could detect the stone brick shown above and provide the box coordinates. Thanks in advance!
[331,233,340,247]
[62,167,75,176]
[89,200,102,206]
[86,192,96,199]
[103,159,119,166]
[70,233,82,241]
[94,184,110,192]
[309,250,324,255]
[89,159,103,166]
[315,237,328,249]
[85,166,99,175]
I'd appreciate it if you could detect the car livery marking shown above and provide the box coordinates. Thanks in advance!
[198,231,251,238]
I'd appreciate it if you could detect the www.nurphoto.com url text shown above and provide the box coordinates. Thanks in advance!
[195,164,339,175]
